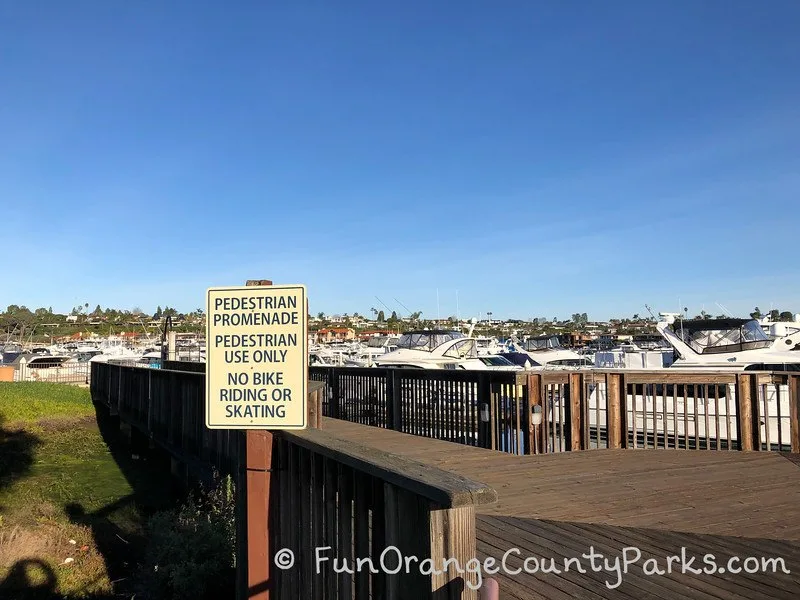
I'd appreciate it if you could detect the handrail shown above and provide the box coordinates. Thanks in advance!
[283,426,497,508]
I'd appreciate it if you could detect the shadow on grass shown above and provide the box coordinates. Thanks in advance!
[0,415,41,510]
[1,401,178,599]
[0,558,120,600]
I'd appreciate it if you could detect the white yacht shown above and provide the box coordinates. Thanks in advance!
[474,336,504,356]
[594,342,675,369]
[372,330,521,370]
[759,315,800,342]
[656,313,800,370]
[344,335,400,367]
[500,335,593,369]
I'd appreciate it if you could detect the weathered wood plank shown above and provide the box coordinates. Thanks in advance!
[429,505,479,599]
[282,427,497,508]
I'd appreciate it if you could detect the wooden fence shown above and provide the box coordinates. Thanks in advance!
[115,363,800,454]
[309,367,800,454]
[272,426,496,599]
[90,361,497,599]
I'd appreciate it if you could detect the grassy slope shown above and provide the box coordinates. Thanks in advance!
[0,382,171,598]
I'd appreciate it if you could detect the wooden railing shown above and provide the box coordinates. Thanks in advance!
[91,361,241,474]
[271,426,497,599]
[309,366,800,454]
[560,370,800,453]
[90,361,498,599]
[310,367,531,454]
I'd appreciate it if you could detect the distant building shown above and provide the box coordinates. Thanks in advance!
[561,332,596,348]
[316,328,356,343]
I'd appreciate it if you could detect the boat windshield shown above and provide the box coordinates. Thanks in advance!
[443,339,478,359]
[478,355,516,367]
[366,336,389,348]
[681,320,772,354]
[395,331,465,351]
[525,336,562,351]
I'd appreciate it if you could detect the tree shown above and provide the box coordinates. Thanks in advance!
[391,311,397,321]
[750,307,762,319]
[93,304,102,316]
[377,310,385,322]
[154,306,163,319]
[770,309,780,321]
[317,312,325,320]
[779,311,794,322]
[581,313,588,323]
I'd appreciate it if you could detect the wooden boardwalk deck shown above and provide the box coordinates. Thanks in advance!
[323,418,800,599]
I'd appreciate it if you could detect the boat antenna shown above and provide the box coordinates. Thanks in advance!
[374,296,393,315]
[393,297,412,318]
[715,302,734,318]
[679,299,687,339]
[644,304,656,321]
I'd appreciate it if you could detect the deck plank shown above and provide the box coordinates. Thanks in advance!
[321,418,800,598]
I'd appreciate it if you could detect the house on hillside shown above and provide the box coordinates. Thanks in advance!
[316,328,356,343]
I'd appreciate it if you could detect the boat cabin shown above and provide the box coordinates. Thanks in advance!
[524,335,564,351]
[394,330,466,352]
[673,318,772,355]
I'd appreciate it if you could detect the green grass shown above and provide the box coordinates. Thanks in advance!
[0,382,173,598]
[0,383,95,424]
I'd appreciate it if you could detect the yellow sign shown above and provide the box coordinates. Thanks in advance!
[205,284,307,429]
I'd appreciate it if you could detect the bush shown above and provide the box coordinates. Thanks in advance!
[136,473,236,599]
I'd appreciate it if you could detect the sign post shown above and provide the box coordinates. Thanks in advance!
[206,281,308,600]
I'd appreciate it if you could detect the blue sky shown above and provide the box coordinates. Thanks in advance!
[2,1,800,321]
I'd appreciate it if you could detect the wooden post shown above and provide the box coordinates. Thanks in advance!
[429,505,479,599]
[386,369,402,431]
[307,381,324,429]
[526,373,542,455]
[606,373,625,450]
[789,374,800,454]
[237,278,318,599]
[567,373,584,451]
[330,367,340,419]
[477,374,491,449]
[736,373,757,451]
[242,279,274,600]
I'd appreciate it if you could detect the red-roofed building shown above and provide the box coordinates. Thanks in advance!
[315,328,355,343]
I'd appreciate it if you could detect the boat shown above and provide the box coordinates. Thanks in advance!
[343,335,400,367]
[656,313,800,371]
[577,313,800,449]
[500,335,593,369]
[372,330,521,370]
[593,342,675,369]
[8,353,89,383]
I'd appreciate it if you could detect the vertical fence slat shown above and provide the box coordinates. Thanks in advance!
[790,375,800,454]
